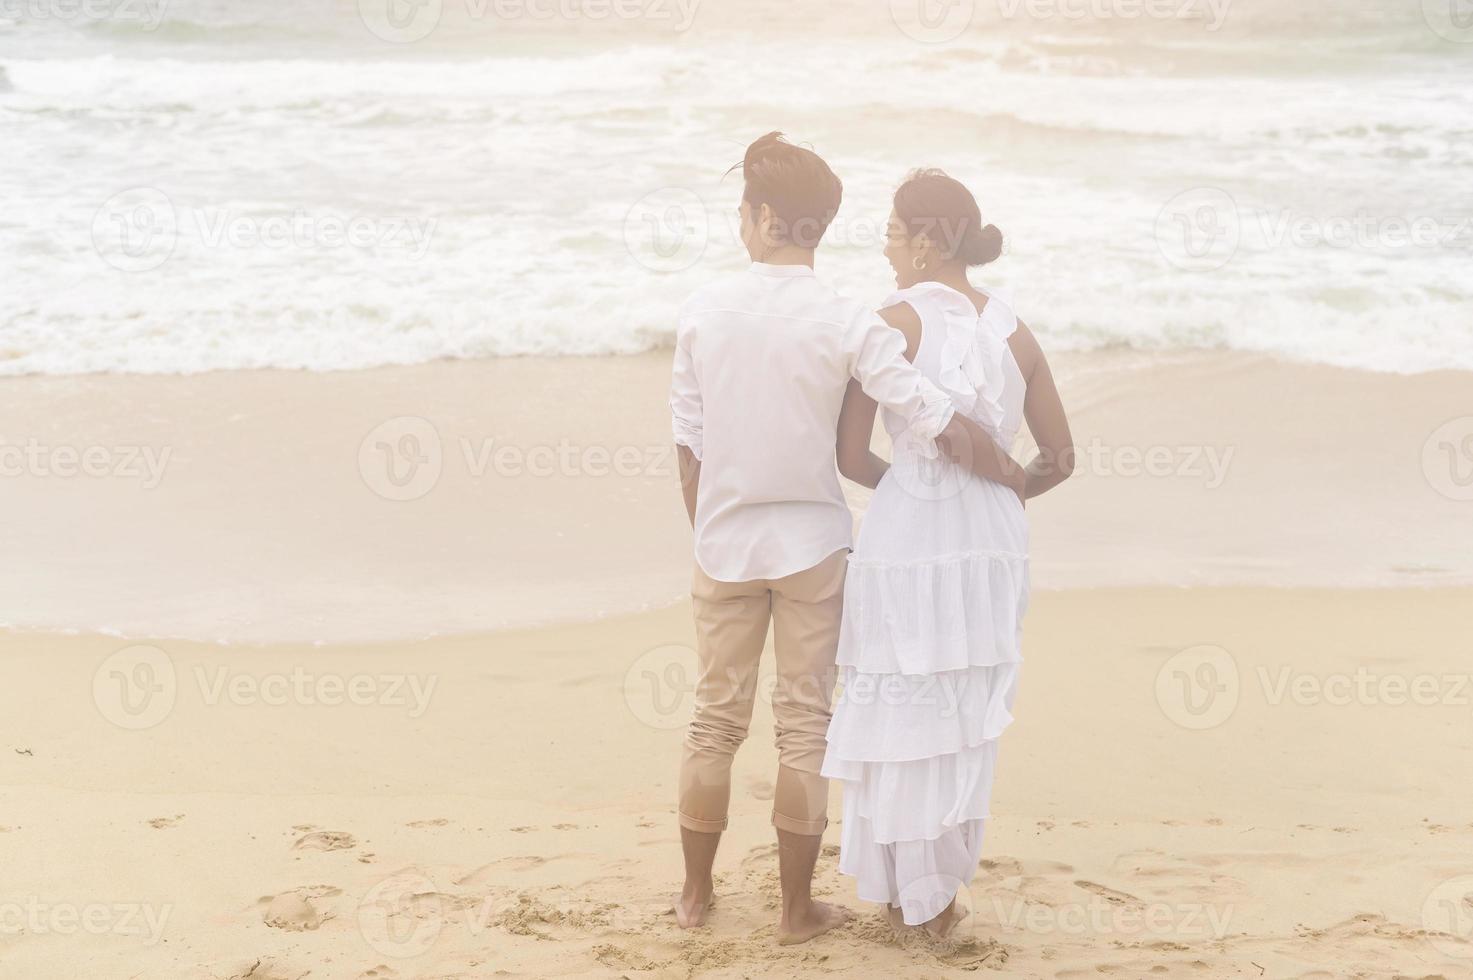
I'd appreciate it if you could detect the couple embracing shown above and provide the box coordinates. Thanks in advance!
[669,132,1073,943]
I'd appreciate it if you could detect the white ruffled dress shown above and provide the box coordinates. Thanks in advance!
[821,281,1029,926]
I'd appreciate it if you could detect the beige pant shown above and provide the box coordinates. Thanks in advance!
[678,549,848,837]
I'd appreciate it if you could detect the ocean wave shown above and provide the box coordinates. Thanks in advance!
[1,0,1468,377]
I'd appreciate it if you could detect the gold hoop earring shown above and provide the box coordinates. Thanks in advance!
[912,255,927,271]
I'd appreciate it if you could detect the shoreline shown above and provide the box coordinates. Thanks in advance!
[2,349,1471,643]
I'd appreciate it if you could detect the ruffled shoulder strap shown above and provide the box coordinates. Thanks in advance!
[883,281,1014,435]
[976,284,1021,341]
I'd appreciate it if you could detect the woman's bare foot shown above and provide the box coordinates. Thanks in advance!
[777,899,850,945]
[921,896,966,939]
[884,904,913,933]
[670,882,715,928]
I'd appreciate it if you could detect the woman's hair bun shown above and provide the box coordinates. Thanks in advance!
[962,223,1004,267]
[894,169,1004,268]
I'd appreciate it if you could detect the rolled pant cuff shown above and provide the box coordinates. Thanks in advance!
[678,811,729,834]
[771,810,828,836]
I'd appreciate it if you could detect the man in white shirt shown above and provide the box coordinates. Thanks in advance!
[669,133,1023,943]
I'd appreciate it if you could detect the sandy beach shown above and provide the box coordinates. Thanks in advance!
[4,588,1472,978]
[5,1,1471,974]
[3,352,1472,977]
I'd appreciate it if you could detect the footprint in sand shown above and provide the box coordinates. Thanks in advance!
[148,814,185,829]
[553,823,579,830]
[258,886,341,932]
[489,855,550,872]
[936,937,1007,969]
[1074,880,1142,906]
[593,942,663,971]
[981,856,1075,878]
[453,855,549,886]
[509,826,536,833]
[406,818,448,828]
[741,843,778,868]
[226,957,309,980]
[358,966,400,979]
[293,831,356,852]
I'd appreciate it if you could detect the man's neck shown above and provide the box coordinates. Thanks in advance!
[758,246,816,269]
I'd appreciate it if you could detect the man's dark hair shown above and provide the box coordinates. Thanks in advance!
[730,132,843,250]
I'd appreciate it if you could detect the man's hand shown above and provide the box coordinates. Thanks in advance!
[937,414,1027,504]
[676,443,701,527]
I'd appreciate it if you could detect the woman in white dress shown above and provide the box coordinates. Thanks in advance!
[822,170,1075,936]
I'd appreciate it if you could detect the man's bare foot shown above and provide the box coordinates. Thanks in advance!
[670,883,714,928]
[777,899,850,945]
[922,897,966,939]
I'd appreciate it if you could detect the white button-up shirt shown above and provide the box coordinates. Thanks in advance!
[670,262,956,582]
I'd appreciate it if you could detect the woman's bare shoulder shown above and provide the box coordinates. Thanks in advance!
[878,301,923,359]
[1008,319,1045,379]
[878,300,921,332]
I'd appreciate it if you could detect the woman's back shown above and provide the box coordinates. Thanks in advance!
[881,281,1027,473]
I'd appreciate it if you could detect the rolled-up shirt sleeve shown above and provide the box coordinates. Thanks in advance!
[670,317,704,460]
[846,310,955,445]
